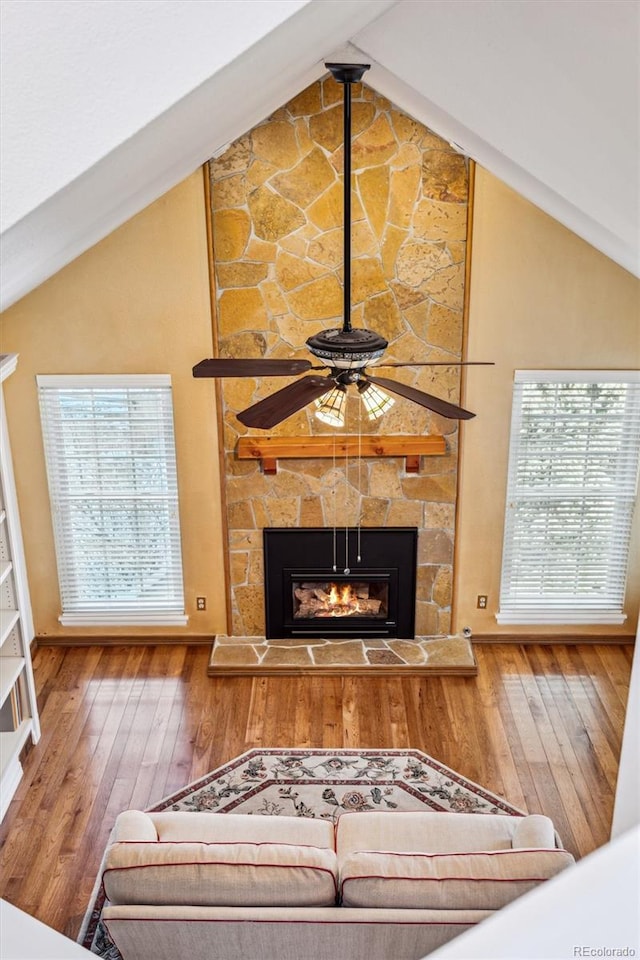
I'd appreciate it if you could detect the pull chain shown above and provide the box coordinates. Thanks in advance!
[332,432,337,572]
[357,401,362,564]
[344,394,350,574]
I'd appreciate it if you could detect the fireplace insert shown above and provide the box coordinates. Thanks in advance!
[263,527,417,639]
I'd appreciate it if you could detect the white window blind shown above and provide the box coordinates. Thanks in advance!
[37,374,187,626]
[497,370,640,625]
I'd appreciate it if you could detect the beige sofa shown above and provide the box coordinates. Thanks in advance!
[101,809,574,960]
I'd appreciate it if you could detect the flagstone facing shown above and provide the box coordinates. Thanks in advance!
[208,73,469,643]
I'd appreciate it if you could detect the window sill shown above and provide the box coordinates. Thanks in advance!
[496,611,627,625]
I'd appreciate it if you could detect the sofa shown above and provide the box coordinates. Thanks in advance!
[101,808,574,960]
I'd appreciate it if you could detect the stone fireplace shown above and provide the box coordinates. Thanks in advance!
[207,71,470,652]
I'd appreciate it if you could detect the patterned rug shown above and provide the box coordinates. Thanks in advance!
[80,747,524,957]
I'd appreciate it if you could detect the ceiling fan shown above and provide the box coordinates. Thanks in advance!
[193,62,491,430]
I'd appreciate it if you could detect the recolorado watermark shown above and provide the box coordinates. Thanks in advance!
[574,949,636,957]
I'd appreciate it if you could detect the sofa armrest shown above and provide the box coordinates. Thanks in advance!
[112,810,158,843]
[511,815,556,849]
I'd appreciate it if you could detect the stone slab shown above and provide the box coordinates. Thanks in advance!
[207,635,477,676]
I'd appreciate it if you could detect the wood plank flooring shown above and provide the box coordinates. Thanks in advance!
[0,642,633,943]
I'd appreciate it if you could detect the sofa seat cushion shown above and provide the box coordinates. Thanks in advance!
[339,848,575,910]
[103,840,338,908]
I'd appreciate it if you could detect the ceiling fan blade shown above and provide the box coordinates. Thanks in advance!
[193,358,313,378]
[375,361,494,368]
[237,376,335,429]
[365,374,476,420]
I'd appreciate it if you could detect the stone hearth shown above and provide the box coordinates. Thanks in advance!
[208,634,476,676]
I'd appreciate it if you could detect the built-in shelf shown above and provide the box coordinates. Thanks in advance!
[0,719,33,781]
[0,609,20,648]
[236,434,447,475]
[0,560,12,587]
[0,353,40,821]
[0,656,25,707]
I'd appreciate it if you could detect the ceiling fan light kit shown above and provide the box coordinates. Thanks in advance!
[357,380,396,420]
[193,61,487,429]
[314,383,348,427]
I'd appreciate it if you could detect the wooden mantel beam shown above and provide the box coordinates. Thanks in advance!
[236,435,446,474]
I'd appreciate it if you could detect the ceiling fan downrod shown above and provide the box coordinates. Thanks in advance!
[305,63,388,372]
[325,62,369,335]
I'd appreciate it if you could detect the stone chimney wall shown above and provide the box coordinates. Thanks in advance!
[208,74,469,637]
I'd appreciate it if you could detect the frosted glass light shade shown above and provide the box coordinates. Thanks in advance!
[358,382,395,420]
[315,385,347,427]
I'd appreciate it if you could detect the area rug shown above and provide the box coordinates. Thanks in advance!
[80,747,524,957]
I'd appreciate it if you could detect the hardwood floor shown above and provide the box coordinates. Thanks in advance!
[0,641,633,943]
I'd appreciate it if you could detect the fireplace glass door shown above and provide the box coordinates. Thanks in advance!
[292,577,389,621]
[286,570,394,636]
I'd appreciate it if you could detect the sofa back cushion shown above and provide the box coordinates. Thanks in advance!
[336,811,528,856]
[339,848,575,910]
[103,841,338,908]
[150,812,335,848]
[112,810,335,849]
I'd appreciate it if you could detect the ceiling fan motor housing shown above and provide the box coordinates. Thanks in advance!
[306,327,388,370]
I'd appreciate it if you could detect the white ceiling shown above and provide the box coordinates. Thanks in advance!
[1,0,638,310]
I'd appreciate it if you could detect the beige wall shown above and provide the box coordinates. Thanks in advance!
[0,171,228,638]
[0,162,637,641]
[455,167,640,637]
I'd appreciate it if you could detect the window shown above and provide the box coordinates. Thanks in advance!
[38,374,186,626]
[498,371,640,624]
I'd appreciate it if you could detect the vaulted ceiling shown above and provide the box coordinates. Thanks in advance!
[1,0,638,310]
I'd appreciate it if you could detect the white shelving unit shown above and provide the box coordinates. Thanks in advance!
[0,354,40,821]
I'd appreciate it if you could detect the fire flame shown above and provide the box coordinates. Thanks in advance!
[327,583,359,615]
[328,584,356,606]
